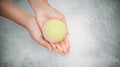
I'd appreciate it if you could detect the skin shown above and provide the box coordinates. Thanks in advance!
[0,0,70,55]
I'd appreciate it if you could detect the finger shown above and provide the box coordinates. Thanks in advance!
[38,38,52,50]
[64,37,70,51]
[56,43,63,52]
[50,42,56,49]
[36,15,47,29]
[60,41,68,54]
[52,48,63,54]
[35,16,48,40]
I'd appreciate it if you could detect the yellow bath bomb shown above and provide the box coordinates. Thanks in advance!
[43,19,67,42]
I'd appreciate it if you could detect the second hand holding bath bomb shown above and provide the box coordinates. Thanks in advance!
[43,19,67,43]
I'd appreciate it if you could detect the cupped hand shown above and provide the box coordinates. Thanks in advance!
[29,6,70,55]
[27,18,53,50]
[36,6,70,54]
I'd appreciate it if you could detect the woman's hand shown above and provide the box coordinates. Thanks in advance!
[27,18,53,50]
[0,0,53,51]
[0,0,70,55]
[29,0,70,54]
[35,6,70,54]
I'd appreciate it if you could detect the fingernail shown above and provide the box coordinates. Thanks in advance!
[62,45,67,53]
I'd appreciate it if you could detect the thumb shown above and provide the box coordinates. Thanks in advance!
[35,15,47,29]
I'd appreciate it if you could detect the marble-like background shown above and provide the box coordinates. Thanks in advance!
[0,0,120,67]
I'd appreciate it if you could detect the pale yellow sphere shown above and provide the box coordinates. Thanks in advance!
[43,19,67,43]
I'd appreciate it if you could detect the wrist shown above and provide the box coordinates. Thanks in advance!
[26,17,36,31]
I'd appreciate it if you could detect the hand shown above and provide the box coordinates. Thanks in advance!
[27,18,52,50]
[0,0,70,55]
[0,0,52,51]
[35,6,70,54]
[28,0,70,54]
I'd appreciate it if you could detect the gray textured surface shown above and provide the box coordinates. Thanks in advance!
[0,0,120,67]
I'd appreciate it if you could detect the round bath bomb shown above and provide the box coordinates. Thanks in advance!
[43,19,67,42]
